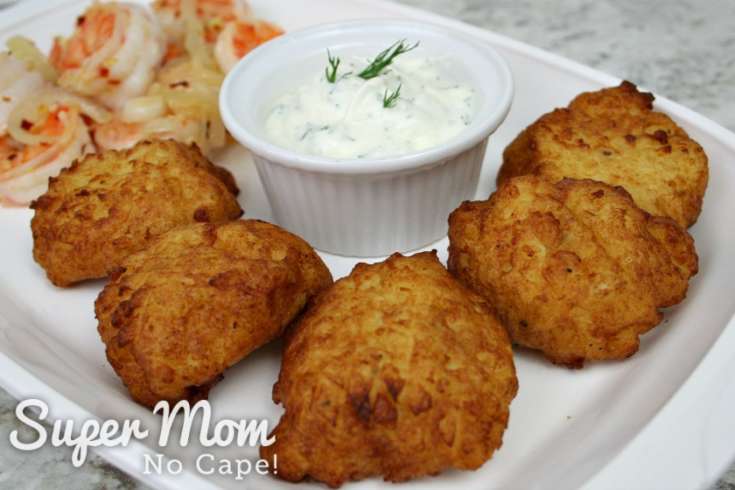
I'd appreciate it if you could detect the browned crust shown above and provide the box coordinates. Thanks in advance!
[31,140,243,287]
[260,252,518,487]
[448,176,698,368]
[499,81,709,228]
[95,219,333,408]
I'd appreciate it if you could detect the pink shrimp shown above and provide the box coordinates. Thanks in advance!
[49,2,165,110]
[94,112,220,156]
[154,0,246,44]
[50,8,116,70]
[214,19,283,73]
[0,105,95,206]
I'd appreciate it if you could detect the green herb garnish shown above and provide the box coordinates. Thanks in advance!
[325,49,341,83]
[383,84,402,108]
[358,40,419,80]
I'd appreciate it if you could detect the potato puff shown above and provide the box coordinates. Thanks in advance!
[96,220,333,408]
[261,252,518,487]
[499,81,708,228]
[448,176,698,368]
[31,140,242,287]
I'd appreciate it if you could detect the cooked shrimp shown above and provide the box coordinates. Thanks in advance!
[95,114,213,154]
[0,103,94,206]
[0,48,110,206]
[93,119,143,151]
[95,57,225,155]
[214,20,283,73]
[50,2,165,111]
[154,0,251,45]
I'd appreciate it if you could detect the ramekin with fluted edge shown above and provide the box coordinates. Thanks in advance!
[220,20,513,257]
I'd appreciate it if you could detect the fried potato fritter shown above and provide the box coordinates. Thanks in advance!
[95,220,333,408]
[499,81,709,228]
[31,140,242,287]
[261,252,518,487]
[448,176,698,368]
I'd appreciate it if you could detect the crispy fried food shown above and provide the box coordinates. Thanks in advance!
[261,252,518,487]
[448,176,698,368]
[31,140,242,287]
[96,220,333,408]
[498,81,709,228]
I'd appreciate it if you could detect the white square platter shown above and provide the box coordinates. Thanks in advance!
[1,1,734,489]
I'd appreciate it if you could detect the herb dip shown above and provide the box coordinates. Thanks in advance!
[263,55,476,160]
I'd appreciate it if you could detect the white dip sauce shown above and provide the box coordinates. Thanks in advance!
[263,54,476,160]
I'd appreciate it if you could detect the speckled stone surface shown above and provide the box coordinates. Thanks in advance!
[396,0,735,131]
[1,1,734,489]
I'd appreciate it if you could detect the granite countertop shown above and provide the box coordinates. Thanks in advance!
[1,0,734,489]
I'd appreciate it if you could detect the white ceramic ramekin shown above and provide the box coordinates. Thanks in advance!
[220,20,513,257]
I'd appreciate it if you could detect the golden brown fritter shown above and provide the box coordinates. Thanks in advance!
[261,252,518,488]
[498,81,709,228]
[31,140,242,287]
[448,176,698,368]
[95,220,332,408]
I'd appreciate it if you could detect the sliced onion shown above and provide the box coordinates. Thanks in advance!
[141,115,183,135]
[6,89,110,146]
[6,36,58,83]
[181,0,218,69]
[0,53,47,133]
[122,95,166,123]
[164,91,215,115]
[54,90,112,123]
[208,113,226,149]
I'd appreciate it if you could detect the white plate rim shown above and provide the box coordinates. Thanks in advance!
[0,0,734,489]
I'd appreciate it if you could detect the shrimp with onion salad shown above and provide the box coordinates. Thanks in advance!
[0,0,283,206]
[95,64,226,156]
[154,0,282,70]
[50,2,165,111]
[153,0,250,47]
[96,5,227,155]
[0,47,110,206]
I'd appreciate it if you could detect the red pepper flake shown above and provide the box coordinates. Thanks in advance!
[99,67,110,78]
[76,15,86,26]
[108,79,121,86]
[7,153,17,161]
[21,119,33,130]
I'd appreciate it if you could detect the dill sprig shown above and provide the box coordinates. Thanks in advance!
[325,49,341,83]
[383,84,402,108]
[358,40,419,80]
